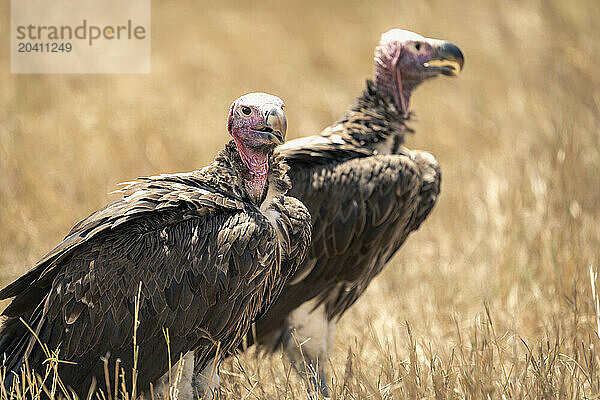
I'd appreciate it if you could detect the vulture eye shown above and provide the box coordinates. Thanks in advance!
[415,43,421,51]
[241,106,252,116]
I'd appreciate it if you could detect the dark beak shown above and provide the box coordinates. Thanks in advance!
[424,40,464,77]
[253,105,287,145]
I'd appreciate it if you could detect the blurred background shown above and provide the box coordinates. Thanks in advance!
[1,0,599,397]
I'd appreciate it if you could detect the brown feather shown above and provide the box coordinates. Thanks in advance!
[0,140,311,397]
[247,79,440,351]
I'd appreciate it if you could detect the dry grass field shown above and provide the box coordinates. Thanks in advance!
[1,0,600,398]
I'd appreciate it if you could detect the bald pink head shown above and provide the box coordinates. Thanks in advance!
[227,92,287,204]
[374,29,464,117]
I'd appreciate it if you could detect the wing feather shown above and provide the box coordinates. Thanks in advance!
[0,183,280,395]
[253,147,439,339]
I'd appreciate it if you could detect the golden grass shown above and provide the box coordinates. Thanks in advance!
[1,0,599,398]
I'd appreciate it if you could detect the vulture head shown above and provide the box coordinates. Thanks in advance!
[227,92,287,203]
[374,29,464,117]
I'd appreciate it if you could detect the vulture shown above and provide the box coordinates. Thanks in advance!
[235,29,465,395]
[0,93,311,399]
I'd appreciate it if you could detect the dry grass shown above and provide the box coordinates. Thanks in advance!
[1,0,600,398]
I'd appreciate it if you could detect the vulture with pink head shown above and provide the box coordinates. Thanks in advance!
[0,93,311,399]
[239,29,464,395]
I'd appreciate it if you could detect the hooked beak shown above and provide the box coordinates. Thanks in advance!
[424,40,464,77]
[252,105,287,145]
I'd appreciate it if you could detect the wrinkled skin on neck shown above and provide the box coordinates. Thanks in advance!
[374,34,439,117]
[374,43,429,118]
[374,42,405,116]
[233,137,271,203]
[229,112,276,204]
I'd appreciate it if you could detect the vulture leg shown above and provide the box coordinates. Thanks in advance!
[156,352,220,399]
[149,352,194,399]
[284,299,333,398]
[192,357,221,400]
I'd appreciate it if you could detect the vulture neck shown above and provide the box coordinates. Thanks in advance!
[239,148,269,206]
[374,51,415,117]
[221,141,291,206]
[326,80,412,153]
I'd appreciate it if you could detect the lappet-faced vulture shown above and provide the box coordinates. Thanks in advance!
[0,93,311,399]
[240,29,464,396]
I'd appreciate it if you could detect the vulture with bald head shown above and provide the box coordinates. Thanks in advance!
[238,29,465,395]
[0,93,311,399]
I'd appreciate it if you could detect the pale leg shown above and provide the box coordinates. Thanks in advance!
[284,299,333,398]
[152,351,194,399]
[191,357,221,400]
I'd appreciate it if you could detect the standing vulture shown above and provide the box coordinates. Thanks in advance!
[0,93,311,399]
[237,29,464,395]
